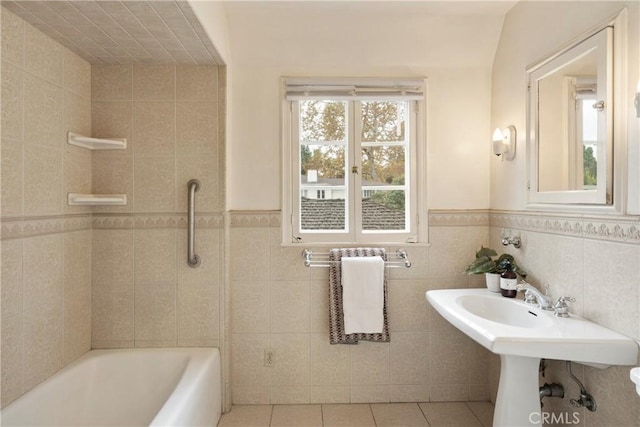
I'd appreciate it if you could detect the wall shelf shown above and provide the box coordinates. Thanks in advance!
[67,131,127,150]
[68,193,127,206]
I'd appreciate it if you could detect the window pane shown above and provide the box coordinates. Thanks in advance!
[360,101,409,232]
[301,145,346,181]
[581,99,597,188]
[362,191,406,231]
[300,144,347,232]
[361,101,406,142]
[300,100,346,142]
[361,146,405,186]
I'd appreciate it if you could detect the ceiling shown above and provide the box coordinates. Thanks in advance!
[1,0,223,64]
[1,1,517,67]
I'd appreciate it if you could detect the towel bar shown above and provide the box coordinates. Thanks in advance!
[302,249,411,268]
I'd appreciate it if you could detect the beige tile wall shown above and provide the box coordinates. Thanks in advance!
[228,211,492,405]
[5,6,636,420]
[90,63,224,351]
[1,8,225,408]
[1,9,92,407]
[229,209,640,417]
[488,222,640,427]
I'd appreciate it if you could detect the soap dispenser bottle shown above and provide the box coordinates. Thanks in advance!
[500,260,517,298]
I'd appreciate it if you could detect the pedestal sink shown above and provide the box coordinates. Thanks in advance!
[426,289,638,427]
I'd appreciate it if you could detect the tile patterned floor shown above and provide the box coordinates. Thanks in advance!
[218,401,494,427]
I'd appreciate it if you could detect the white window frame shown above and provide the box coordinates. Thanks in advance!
[281,77,427,245]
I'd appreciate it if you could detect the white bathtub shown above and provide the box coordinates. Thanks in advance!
[1,348,221,427]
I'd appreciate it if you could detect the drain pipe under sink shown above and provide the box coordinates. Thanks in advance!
[539,382,565,407]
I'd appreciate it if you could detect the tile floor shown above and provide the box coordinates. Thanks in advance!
[217,401,494,427]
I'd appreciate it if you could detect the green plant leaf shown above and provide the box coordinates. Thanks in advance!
[476,247,497,259]
[464,257,497,274]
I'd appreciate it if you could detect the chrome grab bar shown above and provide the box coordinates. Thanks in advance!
[187,179,201,268]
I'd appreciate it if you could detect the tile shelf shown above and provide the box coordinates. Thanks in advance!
[68,193,127,206]
[67,131,127,150]
[67,131,127,206]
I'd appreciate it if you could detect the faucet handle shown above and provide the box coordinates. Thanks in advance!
[543,283,550,296]
[553,296,576,318]
[523,290,537,305]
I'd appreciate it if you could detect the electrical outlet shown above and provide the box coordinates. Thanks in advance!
[264,349,275,367]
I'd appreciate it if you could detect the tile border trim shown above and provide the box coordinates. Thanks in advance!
[428,209,640,244]
[1,213,223,239]
[92,213,223,230]
[489,210,640,244]
[427,210,491,227]
[229,211,281,228]
[228,209,640,244]
[1,214,92,240]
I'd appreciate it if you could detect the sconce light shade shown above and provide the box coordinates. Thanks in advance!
[635,79,640,118]
[492,125,516,160]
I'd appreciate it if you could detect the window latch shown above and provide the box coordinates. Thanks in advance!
[351,166,358,174]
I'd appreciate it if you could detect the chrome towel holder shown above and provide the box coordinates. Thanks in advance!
[302,249,412,268]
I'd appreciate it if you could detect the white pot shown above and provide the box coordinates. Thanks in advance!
[485,273,501,293]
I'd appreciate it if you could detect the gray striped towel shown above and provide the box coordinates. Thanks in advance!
[328,247,390,344]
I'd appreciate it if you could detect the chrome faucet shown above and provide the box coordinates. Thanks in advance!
[516,281,553,310]
[553,296,576,318]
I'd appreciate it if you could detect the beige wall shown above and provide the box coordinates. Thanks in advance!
[488,213,640,426]
[1,9,92,407]
[90,63,225,350]
[224,3,501,211]
[489,2,640,425]
[3,0,640,419]
[1,8,226,408]
[229,211,492,404]
[490,0,640,211]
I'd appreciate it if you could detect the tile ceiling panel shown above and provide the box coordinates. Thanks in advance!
[1,0,223,65]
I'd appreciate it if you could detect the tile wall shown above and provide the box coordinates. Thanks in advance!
[1,7,226,409]
[228,208,640,424]
[228,211,493,405]
[487,211,640,427]
[1,9,92,407]
[89,63,225,350]
[3,5,637,421]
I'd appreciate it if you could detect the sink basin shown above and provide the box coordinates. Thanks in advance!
[426,288,638,427]
[427,288,637,366]
[458,294,553,329]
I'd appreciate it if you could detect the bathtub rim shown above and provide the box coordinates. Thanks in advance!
[1,347,222,427]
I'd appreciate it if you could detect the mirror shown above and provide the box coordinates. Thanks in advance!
[528,27,612,205]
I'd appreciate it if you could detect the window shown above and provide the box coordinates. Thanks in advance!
[282,78,426,244]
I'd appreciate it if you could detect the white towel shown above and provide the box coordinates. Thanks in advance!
[341,256,385,334]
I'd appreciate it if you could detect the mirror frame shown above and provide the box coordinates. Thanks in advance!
[526,10,628,213]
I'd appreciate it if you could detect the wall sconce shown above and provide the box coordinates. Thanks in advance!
[492,126,516,160]
[635,79,640,118]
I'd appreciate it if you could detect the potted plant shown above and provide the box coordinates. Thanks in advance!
[465,247,526,293]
